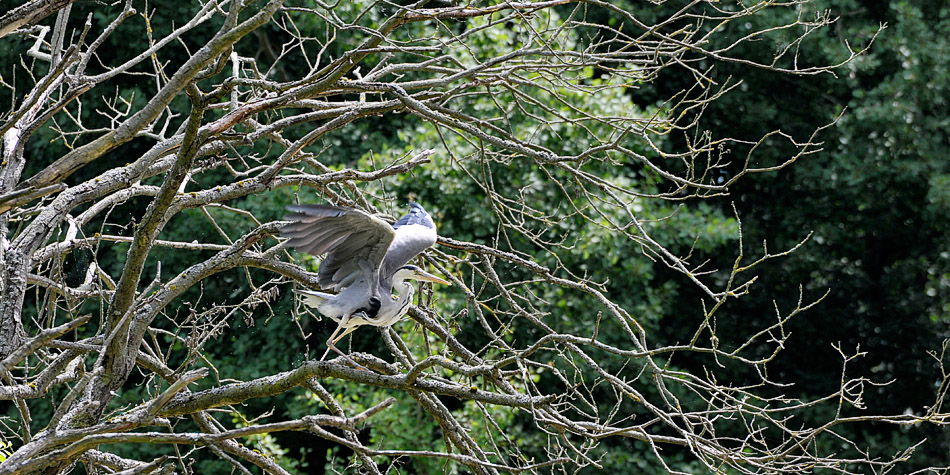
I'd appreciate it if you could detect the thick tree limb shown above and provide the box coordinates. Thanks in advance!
[0,0,75,39]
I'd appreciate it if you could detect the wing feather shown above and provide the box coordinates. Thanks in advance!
[381,203,438,286]
[282,205,395,291]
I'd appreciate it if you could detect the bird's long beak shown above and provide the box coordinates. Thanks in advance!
[414,269,451,285]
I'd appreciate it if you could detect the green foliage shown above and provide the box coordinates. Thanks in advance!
[645,0,950,469]
[0,440,11,463]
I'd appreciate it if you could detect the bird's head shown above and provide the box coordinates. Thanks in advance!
[395,265,450,285]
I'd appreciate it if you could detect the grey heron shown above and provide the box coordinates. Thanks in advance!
[281,202,450,363]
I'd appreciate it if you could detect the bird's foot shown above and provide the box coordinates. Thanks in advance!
[321,344,370,371]
[342,355,369,372]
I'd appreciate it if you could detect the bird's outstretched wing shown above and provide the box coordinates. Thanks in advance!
[381,202,438,285]
[282,205,395,291]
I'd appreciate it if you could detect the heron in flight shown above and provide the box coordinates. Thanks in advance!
[281,202,450,363]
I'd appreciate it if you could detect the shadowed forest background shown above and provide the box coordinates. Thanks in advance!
[0,0,949,473]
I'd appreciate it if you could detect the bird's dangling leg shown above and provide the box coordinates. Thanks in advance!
[320,315,366,370]
[319,318,344,362]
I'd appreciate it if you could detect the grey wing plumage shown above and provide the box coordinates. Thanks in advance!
[281,205,395,291]
[381,202,438,284]
[392,201,436,229]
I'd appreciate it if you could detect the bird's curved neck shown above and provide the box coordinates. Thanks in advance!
[392,276,414,300]
[381,277,414,322]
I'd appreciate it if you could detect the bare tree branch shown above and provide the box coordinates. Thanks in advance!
[0,1,938,474]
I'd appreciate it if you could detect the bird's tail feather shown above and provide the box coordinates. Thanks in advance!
[296,289,334,310]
